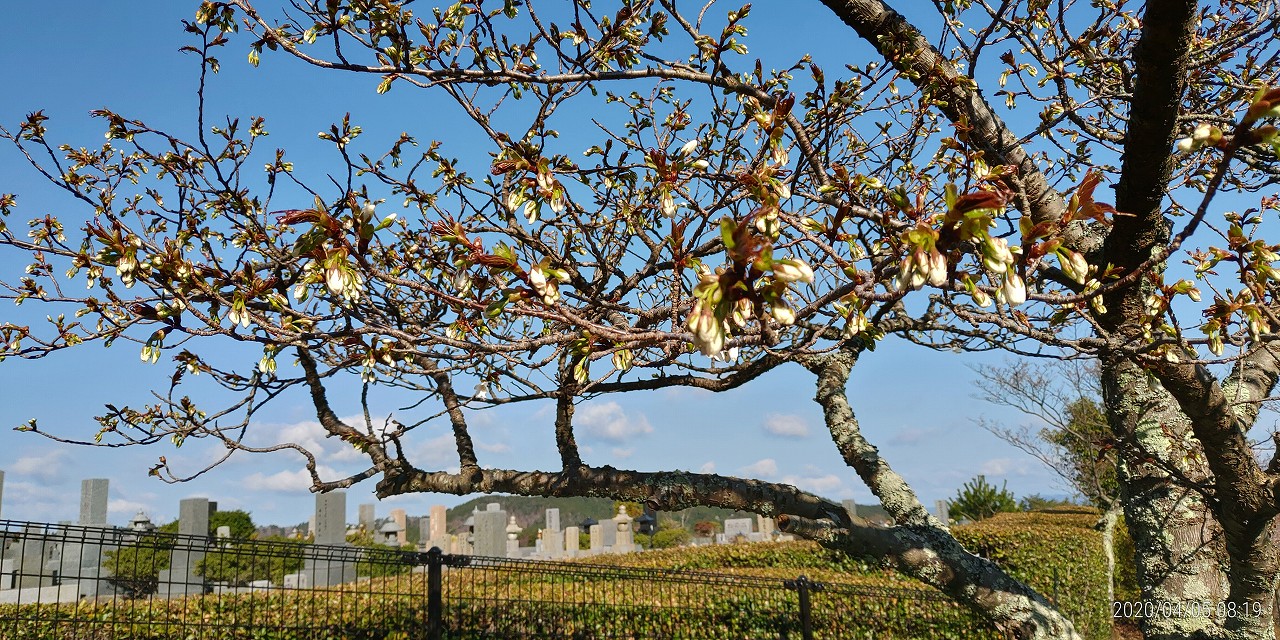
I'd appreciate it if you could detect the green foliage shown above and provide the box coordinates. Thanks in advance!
[1048,396,1116,508]
[953,508,1111,640]
[950,475,1018,522]
[650,527,692,549]
[1112,516,1140,603]
[4,541,1000,640]
[157,509,256,539]
[1018,493,1079,511]
[210,510,256,539]
[197,538,303,586]
[9,528,1111,639]
[102,534,174,598]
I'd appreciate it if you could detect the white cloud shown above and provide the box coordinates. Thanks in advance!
[762,413,810,438]
[739,458,779,478]
[411,433,461,467]
[248,418,368,464]
[243,465,339,494]
[782,474,845,496]
[698,461,716,474]
[610,447,634,459]
[476,441,511,454]
[577,402,653,442]
[980,458,1033,476]
[9,449,72,482]
[3,480,74,521]
[108,498,152,517]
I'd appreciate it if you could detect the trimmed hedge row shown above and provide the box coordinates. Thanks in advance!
[0,574,996,640]
[953,507,1111,640]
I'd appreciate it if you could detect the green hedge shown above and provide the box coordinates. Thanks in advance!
[953,507,1111,640]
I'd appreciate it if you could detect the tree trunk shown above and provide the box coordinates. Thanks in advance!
[1103,359,1228,639]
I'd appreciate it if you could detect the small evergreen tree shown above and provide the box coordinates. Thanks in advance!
[950,475,1018,522]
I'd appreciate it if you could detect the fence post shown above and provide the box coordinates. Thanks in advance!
[784,575,824,640]
[427,547,443,640]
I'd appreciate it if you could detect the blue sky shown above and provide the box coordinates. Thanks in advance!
[0,2,1064,528]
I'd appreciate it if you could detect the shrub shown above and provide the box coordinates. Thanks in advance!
[650,528,692,549]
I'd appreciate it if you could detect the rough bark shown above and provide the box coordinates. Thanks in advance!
[801,349,1081,640]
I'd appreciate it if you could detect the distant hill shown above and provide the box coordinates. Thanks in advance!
[444,495,888,532]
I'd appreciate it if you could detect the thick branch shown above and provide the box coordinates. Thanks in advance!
[374,464,840,520]
[802,348,936,527]
[798,348,1080,640]
[427,365,482,474]
[296,347,390,468]
[1103,0,1197,273]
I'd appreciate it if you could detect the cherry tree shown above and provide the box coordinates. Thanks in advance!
[4,1,1280,638]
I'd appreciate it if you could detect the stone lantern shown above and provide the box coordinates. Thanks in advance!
[505,515,521,556]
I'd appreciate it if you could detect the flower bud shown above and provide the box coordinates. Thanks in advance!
[661,190,677,218]
[326,266,348,295]
[1057,249,1088,284]
[611,349,634,371]
[773,258,815,284]
[772,302,796,325]
[1000,272,1027,306]
[927,251,947,287]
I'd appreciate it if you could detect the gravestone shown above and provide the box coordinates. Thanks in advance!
[358,503,376,533]
[14,524,54,589]
[589,524,603,553]
[216,526,231,540]
[59,480,114,597]
[472,504,506,557]
[757,514,776,536]
[723,518,753,541]
[160,498,212,597]
[418,516,431,550]
[79,479,109,526]
[295,491,357,587]
[842,499,858,520]
[543,508,563,559]
[935,500,950,525]
[429,505,447,540]
[314,492,347,545]
[564,526,580,557]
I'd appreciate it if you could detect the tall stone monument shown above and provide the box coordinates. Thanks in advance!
[358,503,376,533]
[428,504,448,548]
[79,479,109,526]
[471,504,506,557]
[160,497,212,597]
[564,525,580,557]
[542,508,564,559]
[289,491,357,588]
[390,508,407,546]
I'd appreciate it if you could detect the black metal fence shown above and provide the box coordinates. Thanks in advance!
[0,518,996,639]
